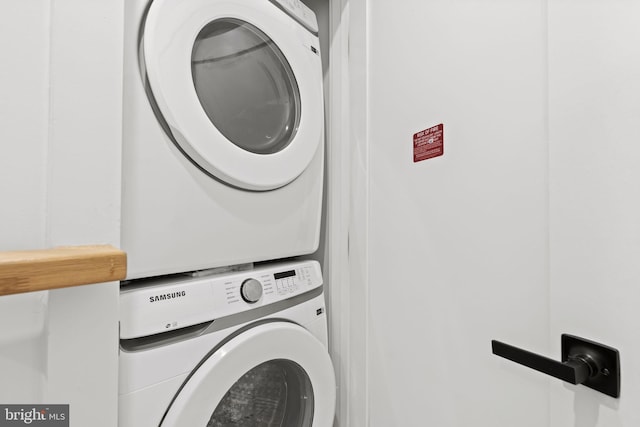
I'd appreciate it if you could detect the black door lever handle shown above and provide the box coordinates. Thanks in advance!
[491,340,597,385]
[491,334,621,398]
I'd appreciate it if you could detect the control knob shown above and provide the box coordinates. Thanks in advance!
[241,278,263,303]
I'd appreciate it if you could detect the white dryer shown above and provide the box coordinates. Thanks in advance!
[122,0,325,279]
[119,260,336,426]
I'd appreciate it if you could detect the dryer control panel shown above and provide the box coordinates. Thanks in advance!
[120,260,322,339]
[270,0,318,34]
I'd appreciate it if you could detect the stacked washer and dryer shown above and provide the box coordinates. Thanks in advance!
[119,0,335,425]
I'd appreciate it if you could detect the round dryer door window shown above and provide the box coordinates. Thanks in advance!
[143,0,324,191]
[191,19,301,156]
[159,322,336,426]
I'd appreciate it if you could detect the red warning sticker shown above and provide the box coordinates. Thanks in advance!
[413,124,444,163]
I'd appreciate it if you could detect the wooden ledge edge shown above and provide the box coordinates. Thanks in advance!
[0,245,127,296]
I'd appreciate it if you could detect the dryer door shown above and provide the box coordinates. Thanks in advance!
[160,322,336,427]
[143,0,323,191]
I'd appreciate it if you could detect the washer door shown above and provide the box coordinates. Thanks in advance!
[160,322,336,426]
[144,0,323,191]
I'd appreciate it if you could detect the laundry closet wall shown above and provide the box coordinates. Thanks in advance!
[338,0,640,426]
[333,0,549,424]
[362,1,549,425]
[0,1,123,425]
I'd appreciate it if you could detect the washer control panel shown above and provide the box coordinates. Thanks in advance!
[240,278,263,303]
[120,260,322,339]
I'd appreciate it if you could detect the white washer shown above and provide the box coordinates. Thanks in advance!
[122,0,325,279]
[119,260,336,426]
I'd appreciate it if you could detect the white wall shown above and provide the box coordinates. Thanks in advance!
[342,1,640,426]
[0,1,50,250]
[0,0,51,402]
[0,1,123,425]
[347,0,551,425]
[325,0,370,425]
[548,1,640,426]
[299,1,358,426]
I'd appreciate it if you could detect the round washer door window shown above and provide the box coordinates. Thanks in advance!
[143,0,324,191]
[208,359,313,426]
[160,322,336,426]
[192,18,301,155]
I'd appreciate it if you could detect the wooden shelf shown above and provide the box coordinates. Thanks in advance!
[0,245,126,296]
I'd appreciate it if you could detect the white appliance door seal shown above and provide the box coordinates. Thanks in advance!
[144,0,323,191]
[160,321,336,426]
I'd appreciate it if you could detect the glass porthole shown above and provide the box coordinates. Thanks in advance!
[192,19,301,155]
[207,359,314,427]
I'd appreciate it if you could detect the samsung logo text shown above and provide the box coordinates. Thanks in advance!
[149,291,186,303]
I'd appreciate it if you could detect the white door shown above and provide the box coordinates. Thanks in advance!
[337,0,640,426]
[547,1,640,426]
[143,0,323,190]
[493,1,640,425]
[161,322,335,426]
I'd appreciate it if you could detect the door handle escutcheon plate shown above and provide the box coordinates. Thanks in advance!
[491,334,620,398]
